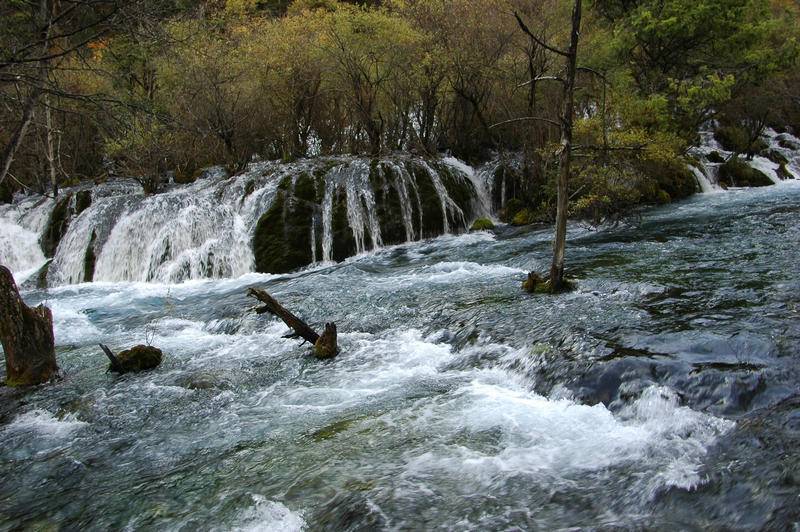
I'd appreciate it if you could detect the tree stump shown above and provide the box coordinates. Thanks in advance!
[100,343,163,373]
[0,265,58,386]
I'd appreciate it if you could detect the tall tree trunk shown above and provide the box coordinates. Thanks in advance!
[0,91,40,187]
[44,94,58,198]
[548,0,582,292]
[0,265,58,386]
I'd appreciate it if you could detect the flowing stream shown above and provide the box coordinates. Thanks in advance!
[1,180,799,529]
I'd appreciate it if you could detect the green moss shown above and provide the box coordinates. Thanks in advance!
[718,158,773,187]
[469,217,495,231]
[294,172,316,202]
[639,158,697,200]
[707,151,726,164]
[511,208,535,226]
[499,198,524,224]
[777,163,793,180]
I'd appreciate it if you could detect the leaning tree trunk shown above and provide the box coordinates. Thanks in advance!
[548,0,582,293]
[0,265,58,386]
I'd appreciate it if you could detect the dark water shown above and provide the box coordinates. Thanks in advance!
[1,184,799,530]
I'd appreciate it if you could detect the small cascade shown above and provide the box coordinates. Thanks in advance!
[381,161,417,242]
[442,156,493,218]
[338,161,383,254]
[689,125,800,191]
[689,165,722,194]
[0,196,55,283]
[321,179,334,263]
[0,212,47,283]
[419,161,465,233]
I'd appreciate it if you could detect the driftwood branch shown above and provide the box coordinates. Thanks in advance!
[99,343,123,372]
[248,288,339,359]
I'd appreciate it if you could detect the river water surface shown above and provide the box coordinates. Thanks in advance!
[1,183,799,530]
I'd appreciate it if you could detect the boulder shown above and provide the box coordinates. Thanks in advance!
[718,158,773,187]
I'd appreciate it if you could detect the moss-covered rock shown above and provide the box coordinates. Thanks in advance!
[511,208,535,226]
[777,163,793,180]
[406,161,444,238]
[41,194,73,257]
[764,149,789,165]
[470,217,495,231]
[522,271,575,294]
[252,174,319,274]
[74,190,92,215]
[83,230,97,283]
[110,345,163,373]
[718,158,773,187]
[371,163,408,245]
[499,198,524,224]
[707,151,726,164]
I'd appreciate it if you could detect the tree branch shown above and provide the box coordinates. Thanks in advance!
[514,12,569,58]
[490,116,562,130]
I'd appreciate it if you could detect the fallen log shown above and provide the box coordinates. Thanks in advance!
[0,265,58,386]
[247,287,339,359]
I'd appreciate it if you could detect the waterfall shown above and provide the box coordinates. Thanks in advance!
[689,165,722,194]
[442,156,494,218]
[0,154,485,286]
[419,161,464,234]
[382,161,417,242]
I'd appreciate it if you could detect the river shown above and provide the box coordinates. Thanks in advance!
[1,182,799,529]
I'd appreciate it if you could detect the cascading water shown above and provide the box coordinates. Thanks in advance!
[689,126,800,191]
[2,155,485,287]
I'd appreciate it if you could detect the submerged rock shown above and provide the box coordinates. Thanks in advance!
[109,345,163,373]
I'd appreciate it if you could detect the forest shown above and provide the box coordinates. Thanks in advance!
[2,0,798,210]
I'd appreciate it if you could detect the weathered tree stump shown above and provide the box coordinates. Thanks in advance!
[100,343,163,373]
[248,288,339,359]
[0,265,58,386]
